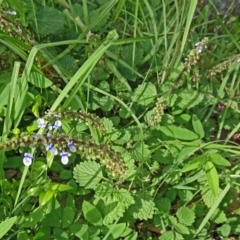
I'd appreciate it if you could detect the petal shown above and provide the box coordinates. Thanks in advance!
[50,147,58,155]
[53,120,62,129]
[37,118,46,128]
[23,156,32,166]
[61,156,69,165]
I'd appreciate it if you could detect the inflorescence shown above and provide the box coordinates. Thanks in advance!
[0,111,127,177]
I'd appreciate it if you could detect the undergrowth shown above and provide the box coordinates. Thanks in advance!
[0,0,240,239]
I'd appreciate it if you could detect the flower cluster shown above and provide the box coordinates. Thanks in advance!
[184,37,208,72]
[148,97,166,127]
[0,111,128,177]
[34,118,77,165]
[206,55,240,78]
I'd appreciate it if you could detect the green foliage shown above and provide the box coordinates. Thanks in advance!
[0,0,239,239]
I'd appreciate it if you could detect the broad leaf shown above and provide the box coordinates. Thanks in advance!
[36,7,65,34]
[176,206,195,226]
[209,153,231,167]
[82,201,102,226]
[73,161,102,189]
[131,82,157,106]
[159,125,199,140]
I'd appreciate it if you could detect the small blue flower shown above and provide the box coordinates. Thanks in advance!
[68,141,76,152]
[46,143,58,155]
[60,152,69,165]
[53,120,62,130]
[37,118,46,128]
[23,153,33,166]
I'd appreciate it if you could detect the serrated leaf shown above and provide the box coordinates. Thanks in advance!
[192,114,205,138]
[28,72,52,88]
[175,222,190,235]
[181,154,207,172]
[178,89,204,109]
[210,208,227,224]
[130,142,150,162]
[121,45,143,66]
[99,96,114,111]
[176,206,195,226]
[36,7,65,34]
[159,125,198,140]
[129,192,155,220]
[59,54,76,73]
[201,187,221,208]
[131,82,157,106]
[73,161,102,189]
[96,199,125,225]
[205,161,219,197]
[209,153,231,167]
[95,183,135,209]
[89,8,110,31]
[82,201,102,226]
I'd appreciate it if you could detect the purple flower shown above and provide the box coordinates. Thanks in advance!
[37,118,46,128]
[53,120,62,130]
[67,141,76,152]
[23,153,33,166]
[46,143,58,155]
[60,152,69,165]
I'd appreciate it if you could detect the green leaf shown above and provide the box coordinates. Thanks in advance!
[62,207,75,228]
[131,82,157,106]
[39,190,55,205]
[28,72,52,88]
[201,186,221,208]
[130,142,150,162]
[205,161,219,197]
[0,216,17,238]
[82,201,103,226]
[210,208,227,224]
[102,223,126,239]
[178,89,204,109]
[176,206,195,226]
[192,114,204,138]
[124,232,138,240]
[175,222,190,235]
[209,153,231,167]
[181,154,207,172]
[159,125,199,140]
[36,7,65,34]
[159,231,184,240]
[217,224,231,237]
[73,161,103,189]
[155,198,171,213]
[129,192,155,220]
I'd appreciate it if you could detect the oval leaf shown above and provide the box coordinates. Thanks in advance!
[209,153,231,167]
[82,201,102,226]
[192,114,204,138]
[159,125,198,140]
[205,161,219,197]
[181,154,207,172]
